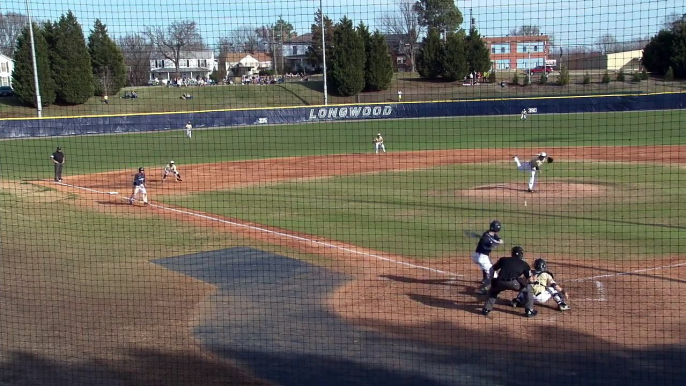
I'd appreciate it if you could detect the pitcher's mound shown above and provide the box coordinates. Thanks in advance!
[462,182,606,202]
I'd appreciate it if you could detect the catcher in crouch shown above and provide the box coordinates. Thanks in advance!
[513,152,553,192]
[512,258,570,311]
[162,160,182,182]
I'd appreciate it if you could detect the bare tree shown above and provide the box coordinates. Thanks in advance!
[595,33,618,54]
[118,33,152,86]
[509,25,541,36]
[143,20,204,78]
[378,0,423,72]
[0,12,29,58]
[228,26,259,53]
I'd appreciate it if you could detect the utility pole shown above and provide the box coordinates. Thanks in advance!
[320,2,328,105]
[25,0,42,117]
[280,15,284,76]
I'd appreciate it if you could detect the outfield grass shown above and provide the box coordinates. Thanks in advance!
[161,162,686,260]
[1,109,685,180]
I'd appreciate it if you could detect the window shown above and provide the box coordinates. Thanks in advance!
[0,77,8,87]
[397,56,406,64]
[534,45,539,52]
[292,45,297,55]
[0,62,7,73]
[156,60,165,68]
[522,46,527,52]
[199,59,207,68]
[500,47,506,53]
[186,60,191,67]
[495,59,510,70]
[492,47,496,54]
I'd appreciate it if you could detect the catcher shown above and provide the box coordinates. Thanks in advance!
[512,152,553,192]
[162,160,182,182]
[512,258,570,311]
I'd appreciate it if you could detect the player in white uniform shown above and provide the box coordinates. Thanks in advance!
[374,133,386,154]
[512,258,570,311]
[162,160,182,182]
[185,121,192,139]
[520,109,528,120]
[512,152,552,192]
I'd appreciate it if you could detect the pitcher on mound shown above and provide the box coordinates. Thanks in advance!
[513,152,553,193]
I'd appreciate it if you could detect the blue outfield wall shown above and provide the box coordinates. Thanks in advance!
[0,92,684,138]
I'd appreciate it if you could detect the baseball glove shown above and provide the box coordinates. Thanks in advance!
[547,157,554,163]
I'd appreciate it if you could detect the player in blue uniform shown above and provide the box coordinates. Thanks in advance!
[129,167,148,206]
[472,220,504,294]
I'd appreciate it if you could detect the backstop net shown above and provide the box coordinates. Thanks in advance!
[0,0,685,384]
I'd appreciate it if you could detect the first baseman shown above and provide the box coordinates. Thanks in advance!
[373,133,386,154]
[513,152,553,192]
[472,220,504,293]
[512,258,570,311]
[162,160,182,182]
[129,167,148,206]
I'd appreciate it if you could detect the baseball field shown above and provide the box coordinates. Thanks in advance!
[1,109,686,385]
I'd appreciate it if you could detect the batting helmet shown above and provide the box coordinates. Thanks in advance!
[511,246,524,259]
[533,258,547,272]
[489,220,502,232]
[538,152,547,158]
[139,167,145,172]
[170,160,174,164]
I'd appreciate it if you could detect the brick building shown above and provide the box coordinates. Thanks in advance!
[483,35,552,71]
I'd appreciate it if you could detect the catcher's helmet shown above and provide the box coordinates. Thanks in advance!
[533,258,547,272]
[511,246,524,259]
[489,220,502,232]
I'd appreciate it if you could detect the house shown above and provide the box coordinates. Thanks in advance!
[0,53,14,87]
[484,35,552,71]
[566,50,643,72]
[281,33,314,73]
[149,50,216,81]
[220,53,273,77]
[383,34,415,72]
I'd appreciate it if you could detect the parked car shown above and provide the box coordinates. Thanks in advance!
[0,86,14,97]
[526,66,554,74]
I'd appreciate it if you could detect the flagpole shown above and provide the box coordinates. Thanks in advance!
[25,0,42,117]
[320,0,328,105]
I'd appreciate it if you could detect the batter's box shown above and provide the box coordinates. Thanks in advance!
[564,280,607,302]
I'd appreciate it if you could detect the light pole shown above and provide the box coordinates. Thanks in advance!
[25,0,42,117]
[320,0,328,105]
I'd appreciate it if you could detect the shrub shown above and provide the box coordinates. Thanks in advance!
[616,69,625,81]
[557,65,570,85]
[582,73,591,84]
[511,72,519,85]
[602,71,611,83]
[523,74,530,86]
[488,71,496,83]
[539,73,548,84]
[631,72,642,82]
[665,66,674,81]
[641,69,649,80]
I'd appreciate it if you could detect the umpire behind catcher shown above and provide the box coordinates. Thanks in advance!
[50,146,65,182]
[481,246,538,317]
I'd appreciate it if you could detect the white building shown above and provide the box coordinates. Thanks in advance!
[281,33,314,73]
[0,53,14,87]
[149,50,216,81]
[221,53,273,77]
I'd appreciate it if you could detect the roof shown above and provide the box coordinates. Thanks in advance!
[0,53,14,62]
[285,33,312,44]
[150,50,214,60]
[484,35,551,44]
[221,53,273,63]
[151,67,211,73]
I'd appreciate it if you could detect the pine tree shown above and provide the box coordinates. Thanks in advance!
[442,32,467,81]
[11,23,56,107]
[88,19,127,96]
[465,28,490,73]
[307,9,335,71]
[51,11,94,104]
[364,31,394,91]
[327,17,366,96]
[416,28,444,79]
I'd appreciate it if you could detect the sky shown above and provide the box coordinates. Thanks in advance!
[2,0,685,48]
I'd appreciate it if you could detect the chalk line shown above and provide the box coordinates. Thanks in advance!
[571,262,686,282]
[48,181,461,278]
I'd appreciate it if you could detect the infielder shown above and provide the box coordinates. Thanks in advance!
[162,160,182,182]
[512,258,570,311]
[513,152,553,192]
[185,121,192,139]
[129,167,148,206]
[472,220,504,293]
[373,133,386,154]
[520,109,528,120]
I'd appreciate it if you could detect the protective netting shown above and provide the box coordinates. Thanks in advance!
[1,0,685,384]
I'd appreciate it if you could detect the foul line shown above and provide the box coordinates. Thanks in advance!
[571,262,686,282]
[49,181,461,278]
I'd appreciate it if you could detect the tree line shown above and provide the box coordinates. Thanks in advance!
[642,13,686,79]
[12,11,126,107]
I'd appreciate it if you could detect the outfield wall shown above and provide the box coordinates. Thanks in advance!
[0,92,684,138]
